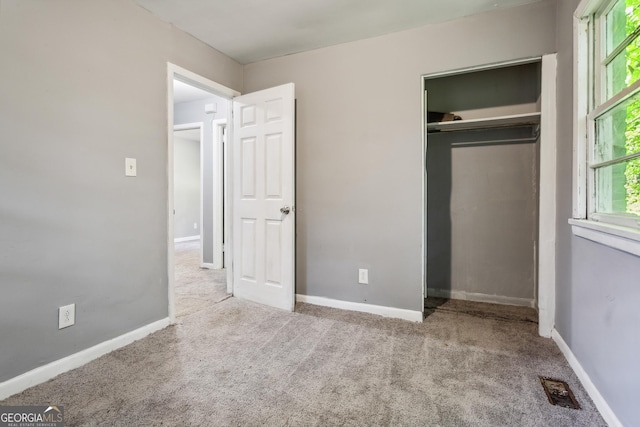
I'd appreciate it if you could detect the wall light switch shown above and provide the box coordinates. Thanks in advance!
[125,158,137,177]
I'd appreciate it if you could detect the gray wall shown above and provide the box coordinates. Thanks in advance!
[243,1,556,312]
[555,1,640,425]
[174,96,228,263]
[427,132,539,304]
[173,132,201,240]
[0,0,241,382]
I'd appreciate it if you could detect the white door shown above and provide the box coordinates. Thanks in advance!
[232,83,295,311]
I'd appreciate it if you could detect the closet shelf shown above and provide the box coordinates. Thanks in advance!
[426,112,541,133]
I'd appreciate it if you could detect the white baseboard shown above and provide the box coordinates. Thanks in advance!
[296,294,423,322]
[551,328,622,427]
[0,318,170,401]
[201,263,215,269]
[174,235,199,243]
[427,288,535,308]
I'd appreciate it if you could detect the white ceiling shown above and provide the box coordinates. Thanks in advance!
[174,128,200,142]
[135,0,542,64]
[173,79,216,104]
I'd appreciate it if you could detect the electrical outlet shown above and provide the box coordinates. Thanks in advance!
[358,269,369,284]
[193,222,198,229]
[58,304,75,329]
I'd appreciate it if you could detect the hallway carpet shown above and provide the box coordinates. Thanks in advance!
[1,259,606,425]
[174,240,229,317]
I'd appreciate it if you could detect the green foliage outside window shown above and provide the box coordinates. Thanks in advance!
[606,0,640,215]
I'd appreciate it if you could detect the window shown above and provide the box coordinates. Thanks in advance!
[587,0,640,229]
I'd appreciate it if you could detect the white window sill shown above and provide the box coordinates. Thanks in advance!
[569,219,640,257]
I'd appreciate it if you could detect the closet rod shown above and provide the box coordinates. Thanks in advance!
[448,136,539,147]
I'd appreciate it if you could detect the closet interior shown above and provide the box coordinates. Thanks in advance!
[425,60,542,310]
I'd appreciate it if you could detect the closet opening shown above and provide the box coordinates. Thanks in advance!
[423,59,543,323]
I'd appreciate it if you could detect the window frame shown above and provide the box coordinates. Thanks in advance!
[572,0,640,253]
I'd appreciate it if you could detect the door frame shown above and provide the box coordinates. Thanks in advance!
[172,123,204,265]
[421,54,557,337]
[212,118,227,271]
[167,63,240,323]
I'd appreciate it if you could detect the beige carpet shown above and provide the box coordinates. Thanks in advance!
[1,256,606,426]
[173,240,230,318]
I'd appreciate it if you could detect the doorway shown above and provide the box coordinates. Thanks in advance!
[167,64,297,319]
[421,55,557,336]
[167,64,239,322]
[173,125,203,246]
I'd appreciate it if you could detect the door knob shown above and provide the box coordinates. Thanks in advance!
[280,206,291,215]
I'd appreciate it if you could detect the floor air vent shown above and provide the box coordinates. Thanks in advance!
[539,377,580,409]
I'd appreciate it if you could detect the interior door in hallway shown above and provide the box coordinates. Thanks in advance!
[232,83,295,311]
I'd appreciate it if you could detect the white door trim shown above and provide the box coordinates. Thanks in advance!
[538,53,558,337]
[167,63,240,323]
[173,122,204,266]
[212,119,227,270]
